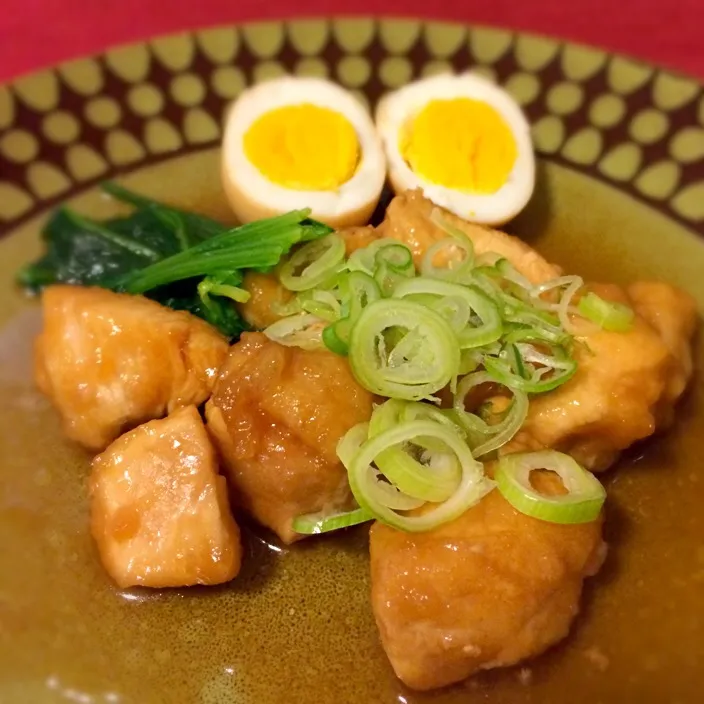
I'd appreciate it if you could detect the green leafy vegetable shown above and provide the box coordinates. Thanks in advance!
[117,209,321,294]
[17,182,331,338]
[102,181,226,244]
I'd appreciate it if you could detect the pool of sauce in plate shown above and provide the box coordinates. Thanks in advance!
[0,153,702,703]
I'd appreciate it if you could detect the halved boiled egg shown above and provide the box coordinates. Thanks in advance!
[376,73,535,225]
[222,77,386,228]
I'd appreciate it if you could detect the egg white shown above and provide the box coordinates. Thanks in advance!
[376,73,536,226]
[222,77,386,228]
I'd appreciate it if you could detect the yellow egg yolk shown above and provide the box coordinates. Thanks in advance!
[243,104,360,191]
[400,98,518,194]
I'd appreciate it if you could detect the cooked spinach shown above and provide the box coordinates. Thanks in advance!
[17,182,329,338]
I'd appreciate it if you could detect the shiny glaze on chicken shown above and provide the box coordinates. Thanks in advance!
[206,332,374,544]
[35,285,228,450]
[90,405,241,588]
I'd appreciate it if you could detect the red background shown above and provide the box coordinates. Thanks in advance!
[1,0,703,82]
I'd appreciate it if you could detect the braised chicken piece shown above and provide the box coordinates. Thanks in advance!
[90,406,241,589]
[338,224,379,254]
[239,225,379,330]
[239,271,295,330]
[378,192,697,472]
[628,281,698,414]
[206,332,374,543]
[504,283,697,471]
[370,471,606,691]
[35,285,229,450]
[377,189,561,283]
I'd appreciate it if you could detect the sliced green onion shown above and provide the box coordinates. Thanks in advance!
[367,398,403,436]
[505,342,529,379]
[322,316,352,355]
[344,420,494,532]
[373,243,415,295]
[367,400,461,502]
[431,295,472,332]
[322,271,382,355]
[458,349,482,374]
[348,299,460,400]
[504,307,566,342]
[483,342,577,394]
[270,296,302,317]
[503,323,570,347]
[339,271,382,318]
[399,401,465,432]
[347,238,411,276]
[300,289,342,322]
[279,233,345,291]
[336,419,426,511]
[337,421,369,467]
[425,209,476,283]
[397,400,468,454]
[578,292,635,332]
[292,507,371,534]
[421,238,475,284]
[530,275,583,333]
[453,371,529,457]
[392,277,502,349]
[263,313,325,350]
[496,258,533,292]
[474,252,502,267]
[496,450,606,524]
[364,465,426,510]
[197,277,250,304]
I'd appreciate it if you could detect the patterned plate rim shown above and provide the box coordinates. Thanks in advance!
[0,17,702,237]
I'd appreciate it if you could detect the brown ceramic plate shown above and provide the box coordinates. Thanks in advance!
[1,18,703,704]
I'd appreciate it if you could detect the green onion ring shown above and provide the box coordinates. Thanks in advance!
[339,270,382,320]
[347,238,411,276]
[263,313,325,350]
[337,418,427,510]
[578,291,635,332]
[530,275,584,333]
[300,289,342,322]
[421,238,475,284]
[292,507,372,534]
[496,450,606,524]
[337,421,369,467]
[453,371,529,457]
[345,420,494,532]
[483,343,577,394]
[322,317,352,355]
[393,277,502,349]
[426,208,476,281]
[279,233,345,291]
[496,258,533,292]
[373,243,415,296]
[367,400,462,502]
[348,299,460,400]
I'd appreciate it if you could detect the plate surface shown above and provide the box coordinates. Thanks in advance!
[0,18,703,704]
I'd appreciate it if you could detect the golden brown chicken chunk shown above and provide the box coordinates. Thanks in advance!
[35,285,229,450]
[239,271,295,330]
[206,332,374,543]
[628,281,697,414]
[504,283,697,471]
[378,193,697,471]
[238,226,380,330]
[339,224,379,254]
[377,189,561,283]
[90,405,242,589]
[370,472,606,691]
